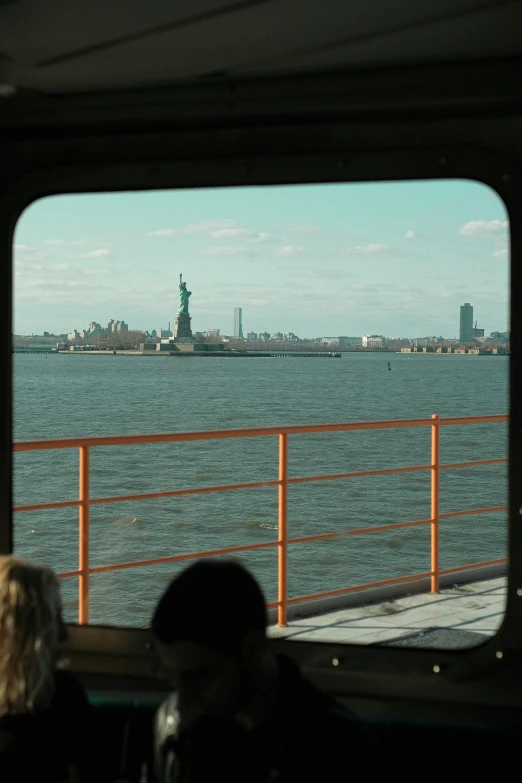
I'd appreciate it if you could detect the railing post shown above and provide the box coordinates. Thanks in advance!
[79,445,90,624]
[430,415,440,593]
[278,433,288,627]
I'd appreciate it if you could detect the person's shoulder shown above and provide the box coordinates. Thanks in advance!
[277,653,377,740]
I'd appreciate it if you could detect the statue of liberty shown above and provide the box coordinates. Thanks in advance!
[178,273,192,315]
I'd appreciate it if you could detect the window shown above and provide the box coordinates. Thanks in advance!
[12,179,509,649]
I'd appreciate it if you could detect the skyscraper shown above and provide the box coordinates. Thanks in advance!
[233,307,243,338]
[460,302,473,342]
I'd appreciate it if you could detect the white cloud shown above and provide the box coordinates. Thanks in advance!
[352,243,391,255]
[459,219,509,237]
[285,224,321,233]
[30,263,69,271]
[44,238,86,246]
[492,248,508,258]
[211,228,274,244]
[211,228,250,239]
[201,246,251,257]
[404,230,415,239]
[13,244,30,251]
[22,252,49,262]
[250,299,268,306]
[75,249,111,259]
[65,281,114,290]
[147,219,236,238]
[252,233,272,244]
[275,245,303,257]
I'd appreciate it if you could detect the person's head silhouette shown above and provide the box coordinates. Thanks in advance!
[152,559,272,722]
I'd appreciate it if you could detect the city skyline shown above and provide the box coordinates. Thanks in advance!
[21,300,503,344]
[13,179,509,336]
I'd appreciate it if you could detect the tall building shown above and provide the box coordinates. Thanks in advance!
[460,303,474,342]
[233,307,243,338]
[362,335,385,348]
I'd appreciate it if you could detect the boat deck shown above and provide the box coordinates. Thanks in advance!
[268,576,506,648]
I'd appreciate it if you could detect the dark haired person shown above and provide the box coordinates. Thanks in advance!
[152,558,378,783]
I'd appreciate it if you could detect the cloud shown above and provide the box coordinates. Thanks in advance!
[275,245,303,257]
[404,230,415,239]
[252,233,273,244]
[492,248,508,258]
[304,266,353,279]
[147,219,236,238]
[13,244,30,251]
[459,219,509,237]
[211,228,274,244]
[21,252,49,262]
[211,228,250,239]
[75,249,111,259]
[44,239,86,246]
[66,281,111,290]
[351,243,391,255]
[30,263,70,272]
[285,224,321,233]
[201,246,252,257]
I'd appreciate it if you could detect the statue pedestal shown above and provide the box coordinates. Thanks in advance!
[173,313,193,340]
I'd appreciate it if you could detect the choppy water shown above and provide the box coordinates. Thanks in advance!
[12,352,508,627]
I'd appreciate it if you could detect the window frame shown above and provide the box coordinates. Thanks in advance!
[1,124,520,709]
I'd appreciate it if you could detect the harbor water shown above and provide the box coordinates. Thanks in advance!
[13,351,508,627]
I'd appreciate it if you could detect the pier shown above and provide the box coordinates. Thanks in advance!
[262,351,341,358]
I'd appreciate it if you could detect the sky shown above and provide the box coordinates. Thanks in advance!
[12,179,509,338]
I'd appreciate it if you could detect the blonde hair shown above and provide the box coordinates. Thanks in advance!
[0,556,63,716]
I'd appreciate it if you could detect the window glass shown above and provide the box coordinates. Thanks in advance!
[13,180,509,648]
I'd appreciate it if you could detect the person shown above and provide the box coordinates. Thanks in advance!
[151,558,379,783]
[0,555,92,782]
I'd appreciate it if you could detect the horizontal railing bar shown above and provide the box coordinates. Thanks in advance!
[439,458,507,470]
[71,539,281,577]
[13,499,79,513]
[287,517,433,545]
[88,479,280,506]
[17,414,506,452]
[439,557,507,576]
[439,415,508,426]
[15,413,508,453]
[440,505,508,519]
[287,464,431,485]
[286,571,434,606]
[56,519,433,579]
[13,459,507,513]
[59,557,508,600]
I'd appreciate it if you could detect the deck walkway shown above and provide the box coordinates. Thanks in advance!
[269,576,506,648]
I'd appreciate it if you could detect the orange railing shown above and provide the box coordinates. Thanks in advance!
[13,414,508,625]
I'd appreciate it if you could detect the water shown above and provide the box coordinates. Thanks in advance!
[13,352,508,627]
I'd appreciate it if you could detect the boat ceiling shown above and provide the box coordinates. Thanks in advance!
[0,0,521,97]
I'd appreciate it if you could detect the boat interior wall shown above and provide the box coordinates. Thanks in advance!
[1,1,522,778]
